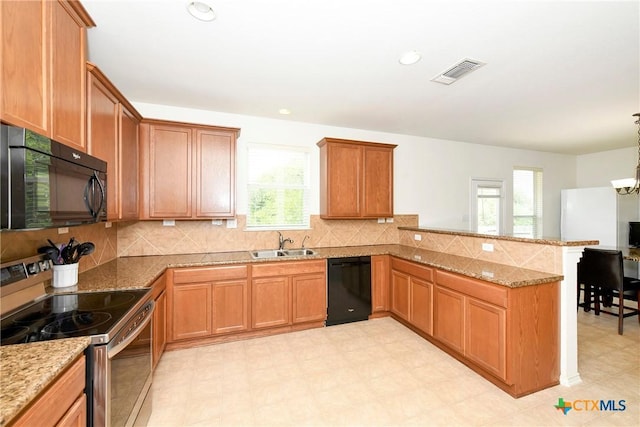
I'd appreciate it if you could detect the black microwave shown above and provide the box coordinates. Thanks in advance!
[1,124,107,230]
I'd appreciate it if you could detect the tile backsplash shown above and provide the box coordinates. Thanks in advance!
[0,222,118,273]
[117,215,419,257]
[399,229,562,274]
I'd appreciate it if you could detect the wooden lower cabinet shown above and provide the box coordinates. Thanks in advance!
[433,286,464,353]
[410,276,433,335]
[390,269,410,321]
[390,258,434,335]
[434,269,559,397]
[371,255,390,313]
[168,265,248,343]
[465,297,506,380]
[251,260,326,329]
[151,274,167,370]
[12,355,86,427]
[252,277,290,329]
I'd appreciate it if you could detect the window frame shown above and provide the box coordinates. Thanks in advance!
[513,167,543,238]
[245,143,311,231]
[470,178,505,235]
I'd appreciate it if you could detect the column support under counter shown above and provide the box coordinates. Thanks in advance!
[559,245,584,387]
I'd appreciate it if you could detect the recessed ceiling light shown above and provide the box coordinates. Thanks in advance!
[399,50,421,65]
[279,108,291,115]
[187,1,216,22]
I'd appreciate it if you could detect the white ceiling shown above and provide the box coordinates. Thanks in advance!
[82,0,639,155]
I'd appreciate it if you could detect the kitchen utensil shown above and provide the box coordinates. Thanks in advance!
[72,242,95,263]
[61,238,77,264]
[38,246,63,265]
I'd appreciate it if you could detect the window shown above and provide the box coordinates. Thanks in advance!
[247,144,310,229]
[513,168,543,238]
[471,179,504,235]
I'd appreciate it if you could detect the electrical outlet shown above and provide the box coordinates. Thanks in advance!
[104,222,112,228]
[211,219,223,225]
[57,227,69,234]
[162,220,175,227]
[377,218,385,224]
[386,218,394,223]
[482,243,494,252]
[414,234,422,241]
[226,218,238,229]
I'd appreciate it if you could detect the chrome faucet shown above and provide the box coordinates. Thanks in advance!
[301,235,310,249]
[278,231,294,250]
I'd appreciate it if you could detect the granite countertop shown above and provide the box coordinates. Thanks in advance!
[2,243,562,425]
[0,337,90,427]
[399,226,599,246]
[50,244,561,294]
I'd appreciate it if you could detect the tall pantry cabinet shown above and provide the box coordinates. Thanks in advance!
[1,0,95,151]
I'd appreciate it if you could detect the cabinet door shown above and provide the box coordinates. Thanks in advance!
[152,290,166,370]
[362,146,393,217]
[171,283,212,340]
[323,143,362,217]
[87,74,119,219]
[410,277,433,335]
[148,125,192,218]
[390,269,410,321]
[212,280,248,334]
[371,255,390,312]
[251,277,290,329]
[50,0,86,151]
[1,0,48,134]
[55,393,86,427]
[465,298,507,381]
[433,286,465,354]
[195,129,236,217]
[119,106,139,220]
[292,273,326,324]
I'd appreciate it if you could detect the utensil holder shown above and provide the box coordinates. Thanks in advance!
[52,263,79,288]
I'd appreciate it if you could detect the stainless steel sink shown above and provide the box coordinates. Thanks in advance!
[251,250,286,259]
[281,249,315,256]
[250,249,315,259]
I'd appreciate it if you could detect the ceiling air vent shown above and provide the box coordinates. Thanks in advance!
[431,58,486,85]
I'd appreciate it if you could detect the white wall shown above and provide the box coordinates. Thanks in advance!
[576,146,636,188]
[134,102,576,237]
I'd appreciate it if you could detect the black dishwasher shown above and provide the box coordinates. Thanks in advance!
[326,256,371,326]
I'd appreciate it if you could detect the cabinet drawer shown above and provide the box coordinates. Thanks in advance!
[391,257,433,282]
[436,270,508,308]
[251,260,326,278]
[173,265,247,283]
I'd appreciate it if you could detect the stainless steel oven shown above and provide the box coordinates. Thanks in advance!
[88,299,154,427]
[0,255,154,427]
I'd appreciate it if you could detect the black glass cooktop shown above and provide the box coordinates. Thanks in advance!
[0,290,148,345]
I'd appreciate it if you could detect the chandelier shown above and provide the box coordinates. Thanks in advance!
[611,113,640,195]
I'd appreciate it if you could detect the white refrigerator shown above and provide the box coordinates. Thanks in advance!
[561,186,639,275]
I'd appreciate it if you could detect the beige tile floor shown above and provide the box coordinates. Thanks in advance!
[146,310,639,427]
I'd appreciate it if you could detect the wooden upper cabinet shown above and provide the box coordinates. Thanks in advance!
[195,129,236,217]
[318,138,396,219]
[139,119,240,220]
[86,63,141,221]
[1,0,94,150]
[119,106,140,220]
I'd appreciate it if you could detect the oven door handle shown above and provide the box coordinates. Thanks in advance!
[107,300,154,359]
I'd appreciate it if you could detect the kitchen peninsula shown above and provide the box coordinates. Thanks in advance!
[397,226,597,389]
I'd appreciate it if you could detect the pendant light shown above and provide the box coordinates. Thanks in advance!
[611,113,640,195]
